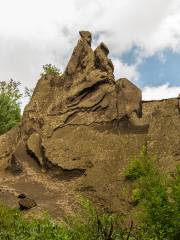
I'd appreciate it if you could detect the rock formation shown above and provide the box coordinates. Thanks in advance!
[17,31,142,174]
[0,31,179,217]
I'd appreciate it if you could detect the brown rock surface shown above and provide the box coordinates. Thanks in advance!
[0,31,179,219]
[26,133,44,166]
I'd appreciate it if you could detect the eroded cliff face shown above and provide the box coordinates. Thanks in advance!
[0,31,179,217]
[22,31,141,137]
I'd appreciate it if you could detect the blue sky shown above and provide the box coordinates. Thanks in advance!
[0,0,180,103]
[122,48,180,88]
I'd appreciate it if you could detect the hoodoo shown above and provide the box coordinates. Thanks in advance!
[0,31,179,217]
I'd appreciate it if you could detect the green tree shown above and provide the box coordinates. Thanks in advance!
[0,79,22,135]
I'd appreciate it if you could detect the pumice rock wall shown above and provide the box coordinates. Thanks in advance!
[0,31,179,215]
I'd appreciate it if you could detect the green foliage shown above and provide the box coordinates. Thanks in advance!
[131,188,142,206]
[172,165,180,211]
[137,166,180,239]
[126,147,180,240]
[0,198,127,240]
[42,64,62,76]
[0,79,22,134]
[0,79,22,103]
[68,197,125,240]
[0,203,71,240]
[124,146,155,180]
[124,158,143,180]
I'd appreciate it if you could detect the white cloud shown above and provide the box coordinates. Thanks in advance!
[112,58,139,82]
[142,83,180,100]
[0,0,180,92]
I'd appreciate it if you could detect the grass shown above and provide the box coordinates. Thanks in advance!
[0,204,67,240]
[0,198,126,240]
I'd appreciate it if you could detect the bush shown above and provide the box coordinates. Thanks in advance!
[68,197,125,240]
[131,188,142,206]
[42,64,62,76]
[0,80,22,135]
[124,146,154,180]
[136,166,180,240]
[126,148,180,240]
[124,158,143,180]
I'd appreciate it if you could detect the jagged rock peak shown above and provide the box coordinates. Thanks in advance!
[63,30,115,94]
[64,30,94,78]
[21,31,142,138]
[79,31,92,46]
[94,42,114,75]
[98,42,109,55]
[3,31,142,180]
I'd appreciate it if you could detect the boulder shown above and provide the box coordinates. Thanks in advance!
[18,194,37,210]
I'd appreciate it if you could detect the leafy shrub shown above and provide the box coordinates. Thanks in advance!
[125,147,180,239]
[124,146,154,180]
[136,165,180,240]
[124,158,143,180]
[126,148,180,239]
[131,188,142,206]
[42,64,62,76]
[0,80,22,134]
[68,197,125,240]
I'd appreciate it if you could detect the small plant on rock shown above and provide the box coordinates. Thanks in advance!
[42,64,62,76]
